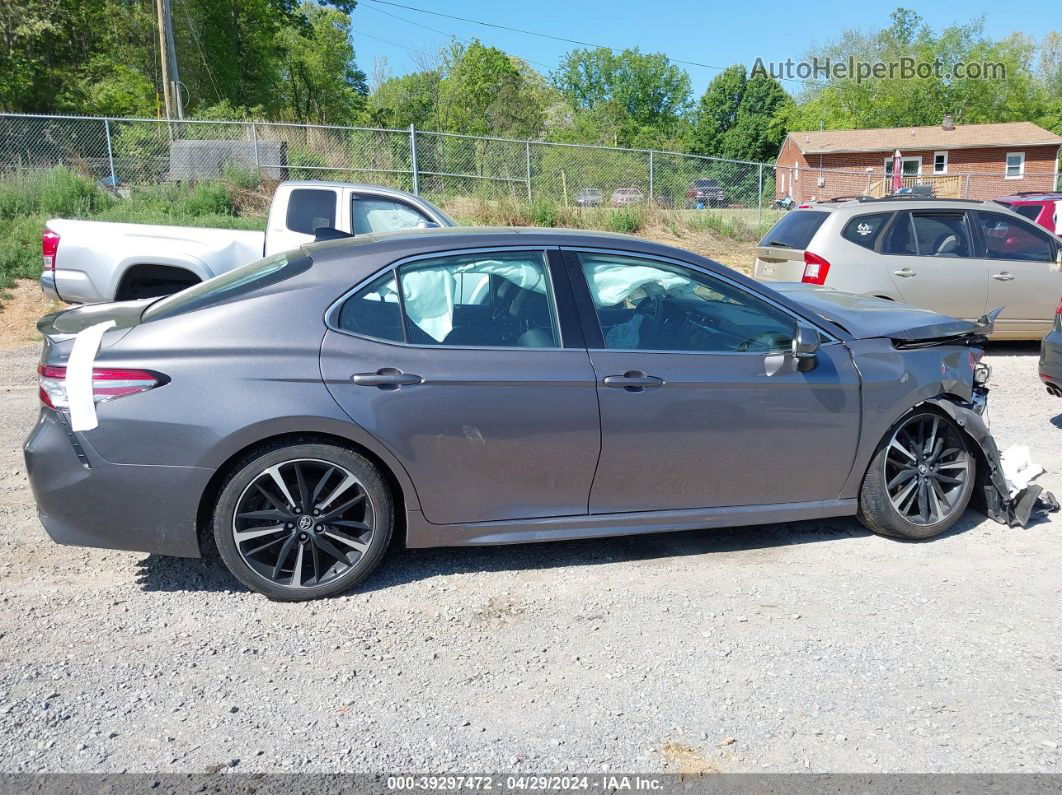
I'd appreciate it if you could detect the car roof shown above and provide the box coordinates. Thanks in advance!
[996,192,1062,202]
[281,179,423,198]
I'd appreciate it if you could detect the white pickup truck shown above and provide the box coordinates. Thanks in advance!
[41,180,456,304]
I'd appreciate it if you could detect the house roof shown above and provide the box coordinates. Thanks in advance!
[787,122,1062,155]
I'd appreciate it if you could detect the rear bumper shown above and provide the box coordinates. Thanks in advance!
[23,409,213,558]
[41,268,104,304]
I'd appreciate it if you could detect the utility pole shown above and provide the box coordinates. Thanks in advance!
[155,0,183,118]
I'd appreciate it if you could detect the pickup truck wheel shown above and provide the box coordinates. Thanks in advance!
[116,264,200,301]
[858,410,975,540]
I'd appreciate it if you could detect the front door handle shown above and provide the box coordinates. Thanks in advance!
[991,272,1015,281]
[602,371,664,392]
[893,268,917,278]
[351,368,423,388]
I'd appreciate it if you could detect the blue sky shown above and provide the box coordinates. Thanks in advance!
[351,0,1052,96]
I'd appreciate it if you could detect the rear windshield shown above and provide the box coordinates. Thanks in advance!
[142,252,311,322]
[759,210,828,250]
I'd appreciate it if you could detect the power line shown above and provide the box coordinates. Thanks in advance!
[361,3,554,70]
[362,0,807,84]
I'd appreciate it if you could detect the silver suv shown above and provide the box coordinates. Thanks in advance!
[754,197,1062,340]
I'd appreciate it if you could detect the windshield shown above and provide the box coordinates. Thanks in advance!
[142,252,310,321]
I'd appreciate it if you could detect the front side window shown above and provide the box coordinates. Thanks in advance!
[285,189,336,235]
[1005,152,1025,179]
[398,251,559,348]
[577,253,795,353]
[974,212,1054,262]
[842,213,891,250]
[352,197,431,235]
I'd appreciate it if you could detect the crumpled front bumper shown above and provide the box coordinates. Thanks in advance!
[23,408,213,558]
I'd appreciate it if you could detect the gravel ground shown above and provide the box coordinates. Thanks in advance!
[0,342,1059,774]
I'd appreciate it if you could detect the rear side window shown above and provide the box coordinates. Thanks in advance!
[759,211,828,250]
[1009,204,1043,223]
[842,213,891,249]
[335,272,403,342]
[285,189,336,235]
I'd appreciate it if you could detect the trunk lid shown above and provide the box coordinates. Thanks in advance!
[774,283,997,341]
[753,208,832,282]
[36,299,151,364]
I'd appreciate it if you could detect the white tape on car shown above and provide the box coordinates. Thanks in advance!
[66,320,116,432]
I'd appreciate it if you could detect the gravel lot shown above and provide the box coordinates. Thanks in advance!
[0,342,1059,774]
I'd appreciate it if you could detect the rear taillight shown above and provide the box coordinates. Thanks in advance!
[801,251,832,285]
[42,229,60,272]
[1055,297,1062,315]
[37,364,163,410]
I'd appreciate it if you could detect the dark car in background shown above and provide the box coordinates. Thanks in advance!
[686,178,727,209]
[1040,297,1062,396]
[26,227,995,601]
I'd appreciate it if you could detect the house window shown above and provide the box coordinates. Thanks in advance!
[933,151,948,174]
[884,156,922,177]
[1005,152,1025,179]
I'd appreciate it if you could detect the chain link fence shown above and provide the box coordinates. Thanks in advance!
[2,113,1058,214]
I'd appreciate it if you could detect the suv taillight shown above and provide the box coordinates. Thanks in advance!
[801,251,831,285]
[1056,297,1062,315]
[42,229,60,272]
[38,364,164,409]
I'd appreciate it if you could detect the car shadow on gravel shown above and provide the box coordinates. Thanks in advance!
[133,512,980,596]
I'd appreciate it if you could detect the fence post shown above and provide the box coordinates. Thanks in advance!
[525,141,532,203]
[103,118,117,192]
[648,150,654,201]
[409,124,419,195]
[251,122,260,171]
[757,163,763,226]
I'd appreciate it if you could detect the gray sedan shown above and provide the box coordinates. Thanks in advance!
[26,228,996,600]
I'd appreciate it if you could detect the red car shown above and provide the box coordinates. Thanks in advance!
[995,192,1062,234]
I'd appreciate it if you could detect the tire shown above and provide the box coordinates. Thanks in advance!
[212,442,393,600]
[858,409,976,540]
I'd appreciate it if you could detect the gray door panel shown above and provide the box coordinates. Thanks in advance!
[321,332,601,525]
[586,344,862,512]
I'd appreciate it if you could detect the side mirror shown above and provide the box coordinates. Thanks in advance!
[792,324,820,372]
[314,226,353,243]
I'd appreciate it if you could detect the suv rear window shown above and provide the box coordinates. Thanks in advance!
[759,211,828,250]
[842,213,891,249]
[286,188,336,235]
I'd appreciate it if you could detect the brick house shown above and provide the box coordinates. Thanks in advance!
[775,119,1062,202]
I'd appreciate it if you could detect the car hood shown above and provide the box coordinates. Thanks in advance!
[772,283,997,341]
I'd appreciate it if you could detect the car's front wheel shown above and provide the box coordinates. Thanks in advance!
[858,410,975,540]
[213,442,393,600]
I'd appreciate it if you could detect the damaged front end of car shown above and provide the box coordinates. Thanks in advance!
[889,308,1058,528]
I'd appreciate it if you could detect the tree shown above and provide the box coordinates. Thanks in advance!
[552,47,691,147]
[787,9,1049,130]
[686,65,791,161]
[438,40,545,137]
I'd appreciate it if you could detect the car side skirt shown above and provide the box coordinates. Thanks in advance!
[404,499,857,548]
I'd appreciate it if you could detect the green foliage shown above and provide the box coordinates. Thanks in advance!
[530,199,559,227]
[0,167,108,220]
[286,146,328,179]
[688,66,792,161]
[604,207,643,234]
[787,9,1055,130]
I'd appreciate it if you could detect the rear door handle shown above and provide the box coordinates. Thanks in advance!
[893,268,916,278]
[991,272,1015,281]
[602,371,664,391]
[351,368,423,388]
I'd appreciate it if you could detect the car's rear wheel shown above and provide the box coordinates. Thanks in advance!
[858,410,975,540]
[213,442,393,600]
